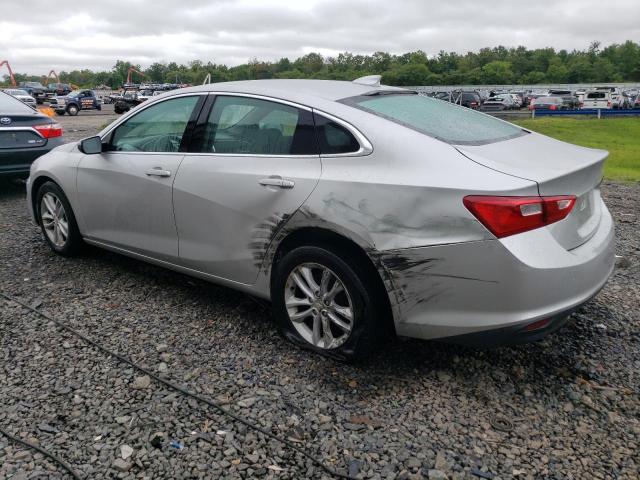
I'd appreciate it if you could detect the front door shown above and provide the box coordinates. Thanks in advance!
[76,94,203,261]
[173,94,321,284]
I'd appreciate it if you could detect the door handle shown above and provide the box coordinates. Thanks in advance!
[259,176,295,189]
[146,167,172,178]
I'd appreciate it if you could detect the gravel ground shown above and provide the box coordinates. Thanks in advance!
[50,104,120,143]
[0,167,638,479]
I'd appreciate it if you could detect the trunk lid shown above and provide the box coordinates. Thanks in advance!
[0,112,51,150]
[456,131,607,250]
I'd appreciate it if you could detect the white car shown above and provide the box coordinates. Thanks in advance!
[582,90,614,109]
[3,88,37,108]
[594,87,623,109]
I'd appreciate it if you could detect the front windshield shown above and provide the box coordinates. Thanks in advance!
[344,93,526,145]
[68,91,81,97]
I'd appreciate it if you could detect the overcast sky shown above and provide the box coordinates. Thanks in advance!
[2,0,640,74]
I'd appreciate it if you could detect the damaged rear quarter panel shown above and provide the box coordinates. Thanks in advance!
[256,124,539,326]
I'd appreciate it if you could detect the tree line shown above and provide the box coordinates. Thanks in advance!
[5,41,640,89]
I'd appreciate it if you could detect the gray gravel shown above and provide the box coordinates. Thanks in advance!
[0,171,638,479]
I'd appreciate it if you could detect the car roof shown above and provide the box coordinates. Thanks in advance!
[171,79,409,105]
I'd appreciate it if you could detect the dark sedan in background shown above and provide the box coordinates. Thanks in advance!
[529,96,565,111]
[0,91,64,178]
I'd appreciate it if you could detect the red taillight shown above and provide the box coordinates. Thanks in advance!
[463,195,576,238]
[33,123,63,138]
[549,104,556,110]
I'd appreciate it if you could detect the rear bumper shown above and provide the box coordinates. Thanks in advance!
[0,138,64,176]
[382,202,615,344]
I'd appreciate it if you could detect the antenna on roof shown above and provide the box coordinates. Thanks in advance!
[352,75,381,87]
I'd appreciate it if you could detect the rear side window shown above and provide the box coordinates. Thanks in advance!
[202,96,317,155]
[344,94,525,145]
[313,114,360,155]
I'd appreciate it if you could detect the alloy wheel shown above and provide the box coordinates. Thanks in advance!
[40,192,69,248]
[284,263,354,349]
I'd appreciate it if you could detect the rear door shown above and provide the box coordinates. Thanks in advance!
[76,94,204,261]
[173,94,321,285]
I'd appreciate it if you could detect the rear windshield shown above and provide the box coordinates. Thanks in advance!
[0,91,35,114]
[343,94,525,145]
[587,92,606,99]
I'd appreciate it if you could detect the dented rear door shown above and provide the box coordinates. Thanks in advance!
[172,94,321,285]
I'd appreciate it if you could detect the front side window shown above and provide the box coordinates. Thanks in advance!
[110,96,199,153]
[344,93,526,145]
[201,96,317,155]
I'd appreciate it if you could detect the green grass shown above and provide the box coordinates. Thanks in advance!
[513,117,640,182]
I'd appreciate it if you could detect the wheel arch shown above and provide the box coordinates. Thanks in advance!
[30,175,57,220]
[270,226,396,336]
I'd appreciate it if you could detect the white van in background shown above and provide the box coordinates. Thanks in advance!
[582,90,613,109]
[595,86,624,108]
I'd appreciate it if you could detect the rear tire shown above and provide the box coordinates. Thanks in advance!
[36,182,83,256]
[272,246,387,362]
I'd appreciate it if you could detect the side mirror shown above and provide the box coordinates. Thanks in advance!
[79,135,103,154]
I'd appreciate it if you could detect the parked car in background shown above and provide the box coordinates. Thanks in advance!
[3,88,37,108]
[511,91,529,107]
[25,78,615,360]
[0,90,64,178]
[480,94,516,111]
[529,96,565,111]
[47,83,72,98]
[451,91,482,109]
[582,90,614,109]
[594,87,623,109]
[50,90,102,116]
[548,90,579,109]
[114,89,145,114]
[526,90,548,106]
[633,95,640,109]
[509,93,523,108]
[621,91,634,109]
[17,81,47,104]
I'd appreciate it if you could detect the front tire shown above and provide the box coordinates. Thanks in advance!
[36,182,83,256]
[272,246,387,361]
[67,104,79,116]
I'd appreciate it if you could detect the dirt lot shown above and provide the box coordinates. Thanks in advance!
[50,103,120,142]
[0,116,638,479]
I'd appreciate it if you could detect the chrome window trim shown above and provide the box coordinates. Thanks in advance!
[0,126,45,139]
[99,90,373,158]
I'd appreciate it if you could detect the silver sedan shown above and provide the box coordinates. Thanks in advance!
[3,88,37,108]
[26,77,615,360]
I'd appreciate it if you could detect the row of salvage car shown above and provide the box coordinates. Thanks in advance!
[428,86,640,111]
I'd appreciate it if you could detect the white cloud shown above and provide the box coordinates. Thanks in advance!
[1,0,639,74]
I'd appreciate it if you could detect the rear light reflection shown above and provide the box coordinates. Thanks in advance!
[463,195,576,238]
[33,123,63,138]
[524,318,551,332]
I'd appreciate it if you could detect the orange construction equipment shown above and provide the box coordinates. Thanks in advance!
[0,60,17,86]
[42,70,60,85]
[126,66,146,84]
